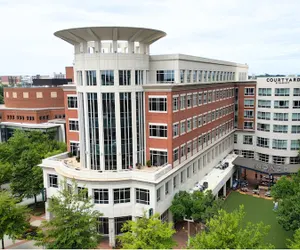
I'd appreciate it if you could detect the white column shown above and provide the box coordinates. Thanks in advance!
[168,210,173,223]
[140,43,145,54]
[83,92,91,169]
[230,176,233,187]
[223,182,227,197]
[115,92,122,170]
[132,92,137,168]
[109,218,115,247]
[128,41,134,54]
[113,40,117,53]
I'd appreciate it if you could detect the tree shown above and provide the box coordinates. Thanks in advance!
[10,150,43,204]
[117,212,176,249]
[0,130,66,204]
[271,171,300,231]
[189,206,273,249]
[35,181,102,249]
[0,162,11,189]
[287,228,300,249]
[170,190,223,223]
[0,191,29,249]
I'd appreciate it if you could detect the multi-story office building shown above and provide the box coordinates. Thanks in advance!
[40,26,253,246]
[0,84,67,142]
[235,77,300,171]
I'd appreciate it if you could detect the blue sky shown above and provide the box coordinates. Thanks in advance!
[1,0,300,75]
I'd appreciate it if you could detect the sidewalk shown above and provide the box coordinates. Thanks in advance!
[5,215,45,249]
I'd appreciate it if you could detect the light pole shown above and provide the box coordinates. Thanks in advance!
[183,216,194,247]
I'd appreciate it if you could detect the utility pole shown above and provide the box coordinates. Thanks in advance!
[183,216,194,247]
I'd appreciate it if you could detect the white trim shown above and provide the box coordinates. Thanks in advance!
[148,95,167,98]
[149,122,168,126]
[149,148,168,152]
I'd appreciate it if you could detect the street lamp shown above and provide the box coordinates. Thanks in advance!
[183,216,194,247]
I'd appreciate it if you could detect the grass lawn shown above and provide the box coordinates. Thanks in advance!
[224,191,293,249]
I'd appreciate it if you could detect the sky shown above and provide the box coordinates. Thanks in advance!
[1,0,300,76]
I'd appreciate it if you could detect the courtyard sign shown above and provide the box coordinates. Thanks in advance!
[266,77,300,83]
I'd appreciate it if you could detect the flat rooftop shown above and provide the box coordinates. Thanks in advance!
[0,121,62,129]
[0,105,64,111]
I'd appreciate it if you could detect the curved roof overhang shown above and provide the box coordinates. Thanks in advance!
[54,26,166,45]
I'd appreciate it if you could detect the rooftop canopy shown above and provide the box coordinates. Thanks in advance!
[54,26,166,45]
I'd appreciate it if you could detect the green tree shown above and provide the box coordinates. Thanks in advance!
[0,162,11,189]
[10,150,43,204]
[35,180,102,249]
[170,190,223,223]
[288,228,300,249]
[117,212,176,249]
[0,191,29,249]
[189,205,273,249]
[271,171,300,231]
[0,85,3,104]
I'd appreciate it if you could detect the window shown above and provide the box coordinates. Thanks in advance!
[292,113,300,121]
[292,125,300,134]
[149,124,167,138]
[135,70,143,85]
[290,157,300,164]
[193,116,197,130]
[291,140,300,150]
[258,153,269,163]
[149,97,167,112]
[273,113,288,121]
[36,92,43,98]
[187,141,192,154]
[187,95,192,108]
[257,123,270,132]
[136,188,150,205]
[23,92,28,98]
[97,217,109,235]
[173,96,179,111]
[193,93,198,107]
[69,120,79,131]
[186,70,191,83]
[193,71,197,82]
[273,156,285,165]
[244,88,255,96]
[173,176,178,189]
[198,71,202,82]
[293,101,300,109]
[244,121,253,129]
[244,99,254,107]
[86,70,97,86]
[272,139,287,150]
[257,137,269,148]
[67,96,78,108]
[114,188,130,204]
[234,134,237,143]
[244,110,254,118]
[273,125,288,133]
[187,166,191,178]
[101,70,114,85]
[180,95,186,110]
[275,88,290,96]
[70,142,79,155]
[77,187,88,200]
[293,88,300,96]
[77,71,83,85]
[173,123,179,137]
[243,135,253,145]
[173,148,179,161]
[165,181,170,195]
[119,70,131,85]
[150,150,168,166]
[180,70,185,83]
[49,174,58,188]
[257,111,271,120]
[198,92,202,105]
[180,121,186,135]
[187,119,192,132]
[198,115,202,127]
[156,70,174,83]
[115,216,132,235]
[258,88,272,96]
[274,100,289,109]
[156,187,161,202]
[203,92,207,104]
[94,189,109,204]
[241,150,254,159]
[180,145,186,158]
[258,100,271,108]
[180,171,185,183]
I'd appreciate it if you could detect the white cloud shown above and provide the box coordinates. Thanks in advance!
[0,0,299,75]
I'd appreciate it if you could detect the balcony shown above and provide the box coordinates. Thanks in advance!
[40,152,172,183]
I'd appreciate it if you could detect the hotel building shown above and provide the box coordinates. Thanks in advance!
[39,26,256,246]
